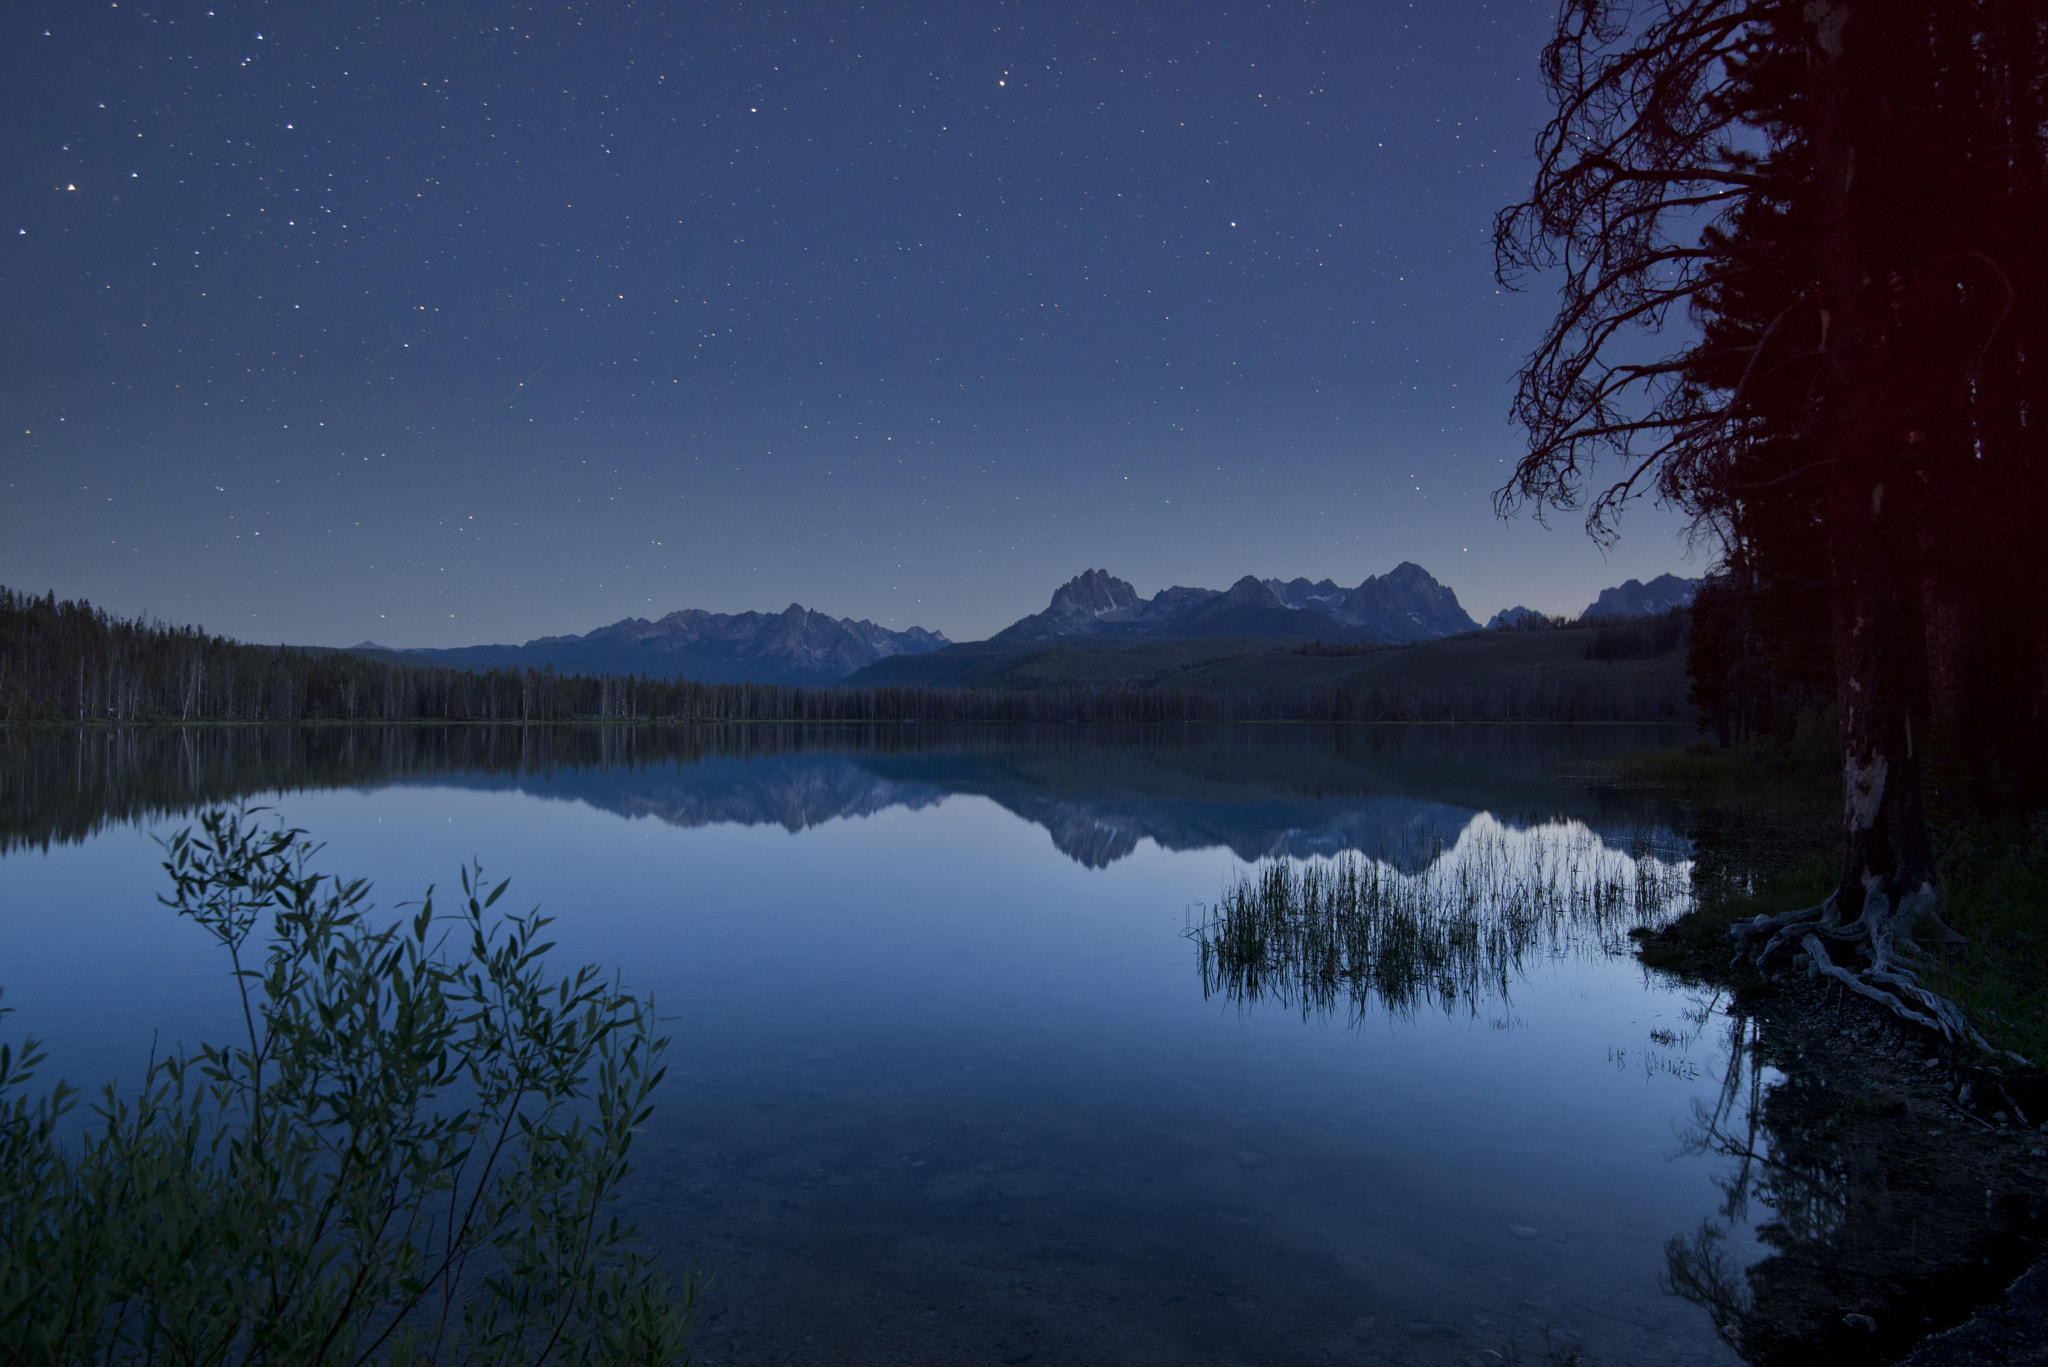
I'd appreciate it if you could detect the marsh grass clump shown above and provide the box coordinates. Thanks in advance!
[1190,819,1692,1019]
[0,808,695,1366]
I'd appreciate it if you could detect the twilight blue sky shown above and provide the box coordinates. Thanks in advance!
[1,0,1701,646]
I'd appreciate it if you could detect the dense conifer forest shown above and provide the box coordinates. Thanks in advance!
[0,586,1689,727]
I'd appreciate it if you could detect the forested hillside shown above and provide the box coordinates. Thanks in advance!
[0,587,1692,726]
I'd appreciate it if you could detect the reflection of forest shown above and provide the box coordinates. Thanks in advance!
[1663,1006,2048,1365]
[0,722,1692,870]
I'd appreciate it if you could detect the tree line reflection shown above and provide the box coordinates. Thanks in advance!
[0,722,1690,870]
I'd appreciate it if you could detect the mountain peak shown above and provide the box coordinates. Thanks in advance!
[993,569,1147,641]
[1209,575,1286,612]
[1486,606,1547,630]
[1046,568,1143,619]
[1263,577,1347,612]
[1338,564,1479,642]
[1581,574,1700,620]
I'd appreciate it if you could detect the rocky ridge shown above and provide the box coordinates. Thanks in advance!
[363,604,948,687]
[992,563,1480,645]
[1582,573,1701,619]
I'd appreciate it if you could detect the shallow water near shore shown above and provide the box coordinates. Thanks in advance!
[0,722,1761,1364]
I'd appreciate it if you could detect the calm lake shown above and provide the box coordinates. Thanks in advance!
[0,723,1766,1365]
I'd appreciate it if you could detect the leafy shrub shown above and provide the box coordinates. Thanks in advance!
[0,808,694,1365]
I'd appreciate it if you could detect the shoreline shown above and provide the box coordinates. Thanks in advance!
[0,716,1691,730]
[1639,907,2048,1363]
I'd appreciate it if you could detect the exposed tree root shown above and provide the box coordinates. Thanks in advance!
[1730,884,2032,1068]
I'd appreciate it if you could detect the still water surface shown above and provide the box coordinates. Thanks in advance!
[0,724,1758,1365]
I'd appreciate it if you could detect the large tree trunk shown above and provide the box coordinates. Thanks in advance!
[1727,1,2025,1059]
[1990,3,2048,812]
[1809,0,1937,919]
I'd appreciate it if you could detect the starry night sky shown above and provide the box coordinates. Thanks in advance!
[2,0,1698,647]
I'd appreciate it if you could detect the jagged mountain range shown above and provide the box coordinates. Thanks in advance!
[347,566,1695,687]
[352,605,947,688]
[1580,573,1700,619]
[991,563,1480,645]
[1486,574,1701,630]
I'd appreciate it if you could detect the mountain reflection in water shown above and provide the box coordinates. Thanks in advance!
[1,722,1692,873]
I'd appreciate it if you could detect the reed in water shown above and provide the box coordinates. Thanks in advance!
[1189,817,1692,1018]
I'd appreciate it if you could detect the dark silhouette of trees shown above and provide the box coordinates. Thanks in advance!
[1585,606,1690,660]
[0,587,1693,729]
[1498,0,2048,1050]
[1684,570,1830,747]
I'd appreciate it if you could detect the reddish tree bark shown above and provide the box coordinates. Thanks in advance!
[1805,0,1939,917]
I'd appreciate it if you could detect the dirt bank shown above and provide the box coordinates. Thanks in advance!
[1639,920,2048,1364]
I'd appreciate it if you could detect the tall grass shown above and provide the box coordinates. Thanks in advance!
[1190,817,1693,1019]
